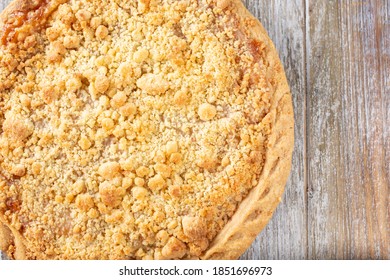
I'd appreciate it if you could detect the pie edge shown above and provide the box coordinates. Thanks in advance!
[0,0,295,260]
[201,0,294,259]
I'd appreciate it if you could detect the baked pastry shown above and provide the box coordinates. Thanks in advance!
[0,0,293,259]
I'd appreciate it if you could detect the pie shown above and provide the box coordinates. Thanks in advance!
[0,0,294,260]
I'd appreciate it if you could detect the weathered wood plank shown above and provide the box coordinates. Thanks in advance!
[241,0,307,260]
[307,0,389,259]
[306,0,344,259]
[0,1,7,11]
[345,0,389,259]
[380,3,390,255]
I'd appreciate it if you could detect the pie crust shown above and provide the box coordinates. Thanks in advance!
[0,0,294,260]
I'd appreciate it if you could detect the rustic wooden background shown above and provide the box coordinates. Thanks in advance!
[0,0,389,260]
[240,0,389,260]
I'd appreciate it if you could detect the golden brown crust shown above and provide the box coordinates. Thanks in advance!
[0,0,25,30]
[0,0,294,260]
[0,0,65,45]
[0,222,13,254]
[0,217,27,259]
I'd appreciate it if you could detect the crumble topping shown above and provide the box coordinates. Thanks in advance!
[0,0,274,259]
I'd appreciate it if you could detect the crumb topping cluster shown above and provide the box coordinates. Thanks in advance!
[0,0,273,259]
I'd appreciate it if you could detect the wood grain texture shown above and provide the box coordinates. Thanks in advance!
[242,0,389,260]
[240,0,308,260]
[0,0,388,260]
[305,0,389,260]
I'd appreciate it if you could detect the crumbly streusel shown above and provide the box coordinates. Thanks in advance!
[0,0,273,259]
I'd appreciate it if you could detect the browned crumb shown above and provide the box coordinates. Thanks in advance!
[0,0,274,260]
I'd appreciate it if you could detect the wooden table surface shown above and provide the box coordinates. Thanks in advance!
[0,0,389,260]
[240,0,389,260]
